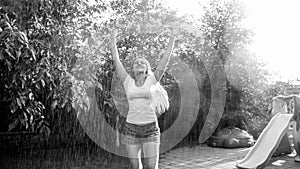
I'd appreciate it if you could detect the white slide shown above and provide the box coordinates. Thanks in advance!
[236,113,293,169]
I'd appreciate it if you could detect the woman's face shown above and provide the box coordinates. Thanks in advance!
[132,58,148,74]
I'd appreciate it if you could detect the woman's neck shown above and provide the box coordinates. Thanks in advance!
[134,73,147,84]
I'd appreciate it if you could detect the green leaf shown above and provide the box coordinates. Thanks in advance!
[26,108,31,114]
[0,20,12,30]
[12,74,17,84]
[8,118,19,131]
[29,93,34,100]
[96,82,103,90]
[5,49,16,60]
[51,100,58,110]
[29,114,33,125]
[40,79,45,87]
[20,97,26,106]
[23,111,28,121]
[18,31,29,44]
[3,14,10,22]
[16,50,21,61]
[38,101,45,110]
[10,100,18,113]
[25,121,29,129]
[60,98,67,108]
[0,30,9,40]
[35,82,41,90]
[29,48,36,61]
[21,79,25,89]
[36,120,43,130]
[16,98,22,108]
[6,59,12,71]
[45,71,51,78]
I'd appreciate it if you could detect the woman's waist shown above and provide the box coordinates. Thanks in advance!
[126,115,158,126]
[126,121,157,127]
[126,112,156,124]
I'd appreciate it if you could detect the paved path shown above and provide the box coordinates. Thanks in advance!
[159,144,300,169]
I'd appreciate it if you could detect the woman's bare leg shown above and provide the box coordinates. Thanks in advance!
[126,144,143,169]
[142,142,160,169]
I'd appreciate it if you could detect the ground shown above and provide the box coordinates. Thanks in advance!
[1,144,300,169]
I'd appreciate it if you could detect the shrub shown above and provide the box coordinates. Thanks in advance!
[0,8,50,134]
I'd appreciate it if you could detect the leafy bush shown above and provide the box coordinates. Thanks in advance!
[0,0,283,147]
[0,8,50,134]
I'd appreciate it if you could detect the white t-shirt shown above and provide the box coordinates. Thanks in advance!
[123,74,157,124]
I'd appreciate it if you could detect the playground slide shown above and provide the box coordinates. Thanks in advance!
[236,113,293,169]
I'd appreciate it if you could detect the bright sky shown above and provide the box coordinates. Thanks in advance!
[163,0,300,82]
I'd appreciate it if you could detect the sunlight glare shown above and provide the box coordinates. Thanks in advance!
[164,0,300,82]
[245,0,300,82]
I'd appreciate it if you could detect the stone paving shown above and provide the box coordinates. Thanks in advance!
[159,144,300,169]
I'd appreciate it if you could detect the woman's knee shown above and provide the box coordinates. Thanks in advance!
[129,158,141,169]
[144,156,158,169]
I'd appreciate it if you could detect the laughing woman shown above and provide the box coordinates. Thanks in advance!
[109,30,175,169]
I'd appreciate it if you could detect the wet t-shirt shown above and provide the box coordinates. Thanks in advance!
[123,74,157,124]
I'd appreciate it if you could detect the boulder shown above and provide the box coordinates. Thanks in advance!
[207,127,255,148]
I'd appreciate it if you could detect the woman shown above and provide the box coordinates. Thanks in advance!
[109,29,175,169]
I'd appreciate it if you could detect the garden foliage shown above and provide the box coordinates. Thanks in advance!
[0,0,283,145]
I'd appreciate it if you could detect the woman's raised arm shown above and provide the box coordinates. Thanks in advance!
[109,30,128,83]
[154,36,175,81]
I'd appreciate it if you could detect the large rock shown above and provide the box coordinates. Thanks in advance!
[207,127,255,148]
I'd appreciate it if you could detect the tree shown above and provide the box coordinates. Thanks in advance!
[0,0,275,147]
[0,0,107,142]
[197,0,273,139]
